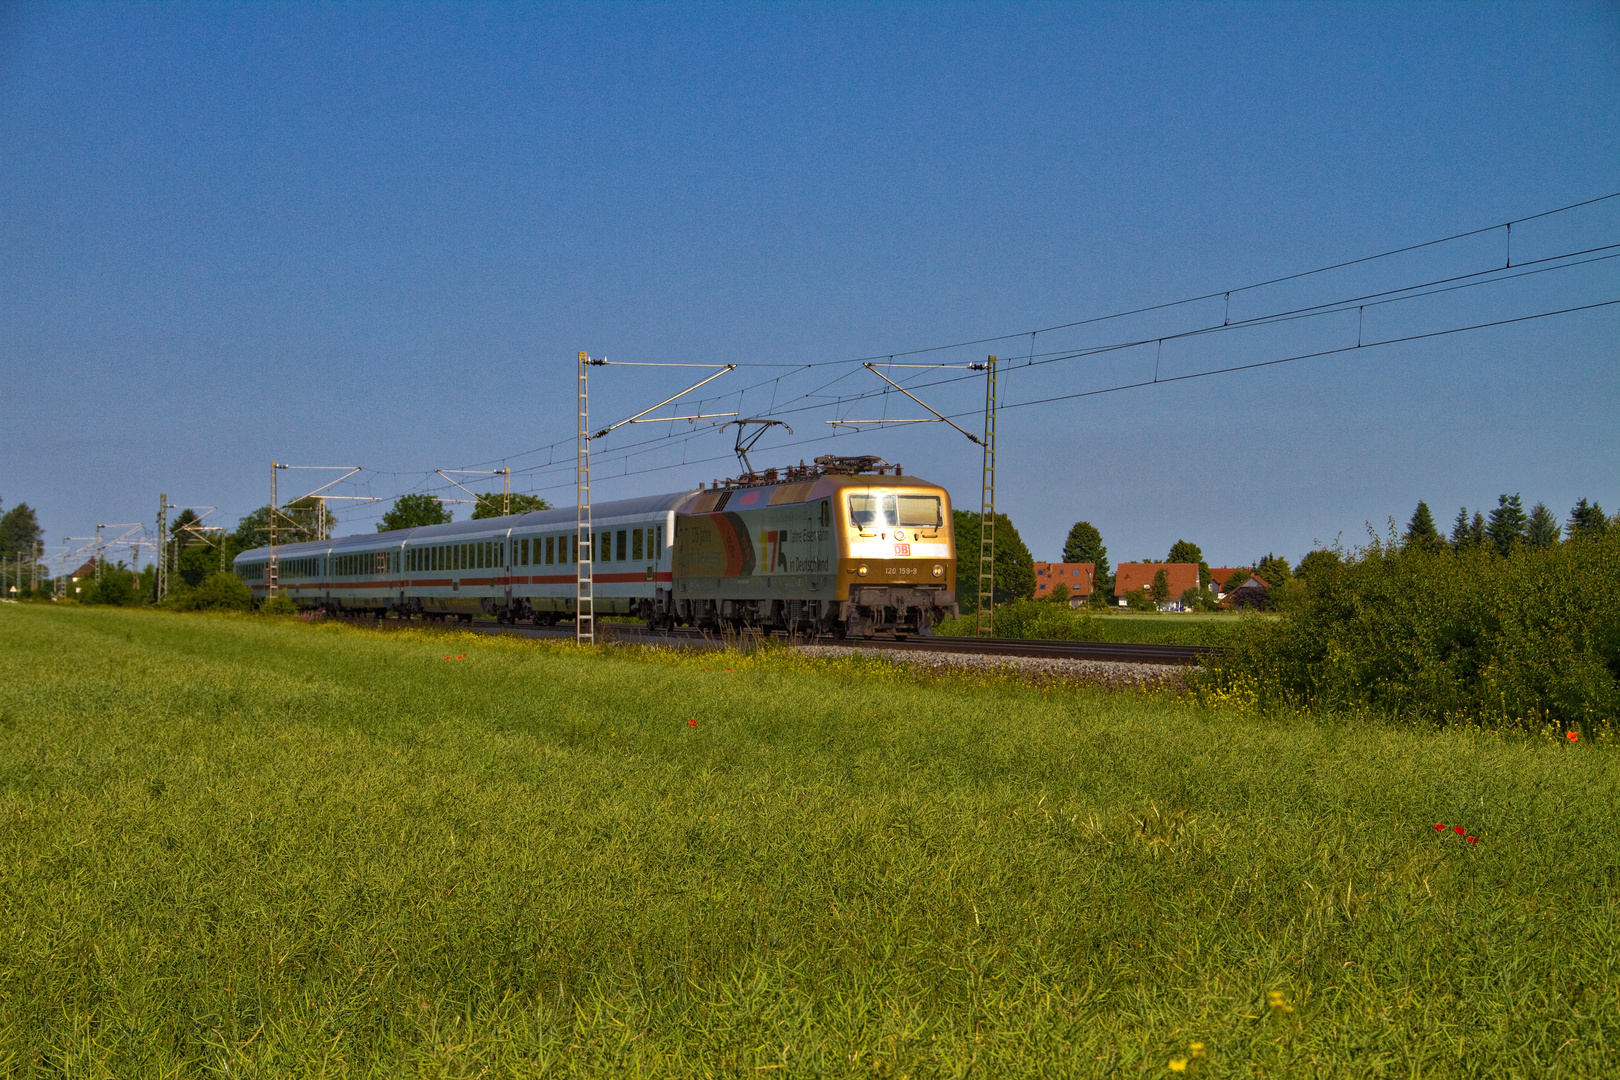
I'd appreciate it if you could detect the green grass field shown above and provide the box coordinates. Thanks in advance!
[1,605,1615,1076]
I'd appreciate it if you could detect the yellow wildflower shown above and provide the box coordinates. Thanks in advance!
[1189,1042,1206,1058]
[1168,1059,1188,1073]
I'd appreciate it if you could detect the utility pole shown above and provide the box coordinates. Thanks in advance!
[269,462,284,598]
[94,524,104,581]
[577,352,595,644]
[576,354,737,643]
[977,355,998,638]
[155,494,169,600]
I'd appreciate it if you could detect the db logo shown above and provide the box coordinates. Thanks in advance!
[893,543,911,556]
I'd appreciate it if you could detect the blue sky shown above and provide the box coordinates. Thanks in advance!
[3,2,1617,571]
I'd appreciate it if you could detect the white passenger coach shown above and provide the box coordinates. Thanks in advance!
[234,492,683,622]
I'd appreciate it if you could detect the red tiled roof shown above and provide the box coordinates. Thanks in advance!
[1208,566,1251,590]
[1113,562,1199,597]
[1033,562,1094,597]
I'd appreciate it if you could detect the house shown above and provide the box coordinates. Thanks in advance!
[1033,562,1094,606]
[1208,567,1251,598]
[1113,562,1200,610]
[1223,574,1270,610]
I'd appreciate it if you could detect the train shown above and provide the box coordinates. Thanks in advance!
[232,456,958,637]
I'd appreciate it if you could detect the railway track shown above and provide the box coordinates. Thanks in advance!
[440,619,1216,666]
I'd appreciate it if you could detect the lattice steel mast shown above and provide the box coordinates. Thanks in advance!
[576,352,595,644]
[977,355,998,638]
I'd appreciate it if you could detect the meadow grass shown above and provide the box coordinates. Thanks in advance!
[0,605,1615,1077]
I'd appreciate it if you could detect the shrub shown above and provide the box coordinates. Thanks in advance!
[81,569,139,606]
[260,593,298,616]
[991,599,1104,641]
[1204,530,1620,729]
[166,572,253,612]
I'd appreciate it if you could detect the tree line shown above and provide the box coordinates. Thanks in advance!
[14,490,547,607]
[1403,495,1611,553]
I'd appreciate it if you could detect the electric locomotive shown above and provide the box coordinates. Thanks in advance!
[233,455,957,637]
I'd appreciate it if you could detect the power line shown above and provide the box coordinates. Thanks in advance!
[998,298,1620,413]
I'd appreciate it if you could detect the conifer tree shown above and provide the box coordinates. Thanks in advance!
[1404,502,1442,549]
[1487,494,1527,555]
[1525,502,1560,549]
[1061,521,1110,590]
[1567,498,1609,540]
[1451,508,1474,551]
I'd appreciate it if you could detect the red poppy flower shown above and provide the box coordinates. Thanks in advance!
[1434,822,1446,831]
[1567,731,1579,743]
[1467,835,1478,845]
[1453,825,1465,836]
[688,719,697,727]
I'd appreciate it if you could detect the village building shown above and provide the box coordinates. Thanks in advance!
[1033,562,1094,606]
[1208,566,1251,599]
[1113,562,1200,611]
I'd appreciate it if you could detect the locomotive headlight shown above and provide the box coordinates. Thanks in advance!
[857,564,869,577]
[932,564,944,578]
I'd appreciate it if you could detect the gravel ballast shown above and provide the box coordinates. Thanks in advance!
[793,644,1193,690]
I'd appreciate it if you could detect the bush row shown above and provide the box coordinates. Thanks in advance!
[1203,530,1620,729]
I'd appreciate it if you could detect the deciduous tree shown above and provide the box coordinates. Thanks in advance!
[0,501,43,563]
[1148,567,1171,603]
[1255,553,1292,587]
[380,494,453,532]
[470,493,551,519]
[1295,549,1343,588]
[1167,539,1210,587]
[952,510,1036,613]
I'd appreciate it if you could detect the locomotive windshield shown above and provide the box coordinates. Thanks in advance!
[847,493,942,529]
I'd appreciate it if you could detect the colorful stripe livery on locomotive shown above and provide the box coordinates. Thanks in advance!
[233,468,957,637]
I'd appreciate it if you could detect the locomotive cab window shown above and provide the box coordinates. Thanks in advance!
[848,493,942,531]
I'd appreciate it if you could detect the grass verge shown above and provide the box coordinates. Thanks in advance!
[0,605,1615,1076]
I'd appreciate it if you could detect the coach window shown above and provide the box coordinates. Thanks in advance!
[633,528,643,561]
[617,530,627,561]
[542,536,551,564]
[569,535,576,563]
[656,524,664,556]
